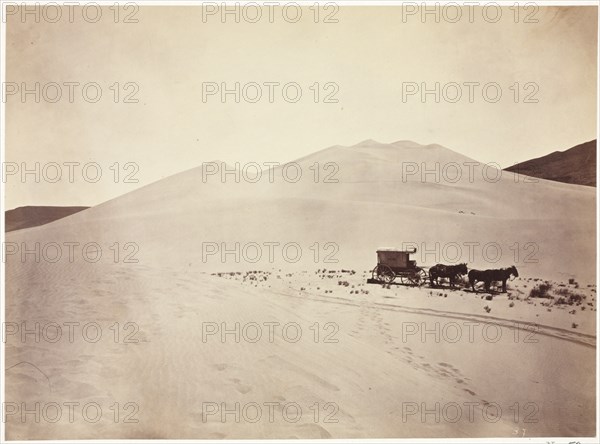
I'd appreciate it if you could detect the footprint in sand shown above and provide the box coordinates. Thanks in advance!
[463,388,476,396]
[230,378,253,394]
[297,423,332,439]
[438,362,463,376]
[212,363,227,371]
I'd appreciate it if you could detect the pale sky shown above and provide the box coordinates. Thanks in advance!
[4,4,598,208]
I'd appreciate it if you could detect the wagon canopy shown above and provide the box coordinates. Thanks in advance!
[376,247,418,269]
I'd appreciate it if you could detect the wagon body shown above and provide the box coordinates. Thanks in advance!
[377,250,409,269]
[376,249,418,271]
[369,247,427,286]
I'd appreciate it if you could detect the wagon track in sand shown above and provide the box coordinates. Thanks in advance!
[273,287,597,349]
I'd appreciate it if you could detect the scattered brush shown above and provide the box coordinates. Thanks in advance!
[529,283,552,299]
[554,288,585,305]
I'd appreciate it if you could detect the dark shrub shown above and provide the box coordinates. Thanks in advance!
[529,283,552,299]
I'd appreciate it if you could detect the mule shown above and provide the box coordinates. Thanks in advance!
[468,266,519,293]
[429,263,468,288]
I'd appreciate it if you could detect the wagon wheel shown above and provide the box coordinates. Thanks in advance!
[398,273,409,285]
[407,268,428,286]
[374,264,395,284]
[418,269,428,286]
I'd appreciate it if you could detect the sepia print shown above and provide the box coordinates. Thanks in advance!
[2,1,598,442]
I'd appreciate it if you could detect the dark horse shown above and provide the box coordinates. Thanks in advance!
[468,266,519,293]
[429,263,468,288]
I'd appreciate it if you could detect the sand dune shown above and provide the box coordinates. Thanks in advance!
[5,140,596,439]
[6,140,595,280]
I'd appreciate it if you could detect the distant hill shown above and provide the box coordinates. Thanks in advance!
[505,140,596,187]
[5,206,89,232]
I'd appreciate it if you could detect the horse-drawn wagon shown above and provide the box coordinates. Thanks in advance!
[366,246,517,291]
[368,247,428,286]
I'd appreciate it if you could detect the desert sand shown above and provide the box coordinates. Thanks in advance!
[4,140,596,439]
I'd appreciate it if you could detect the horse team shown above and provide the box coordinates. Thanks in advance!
[428,263,519,293]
